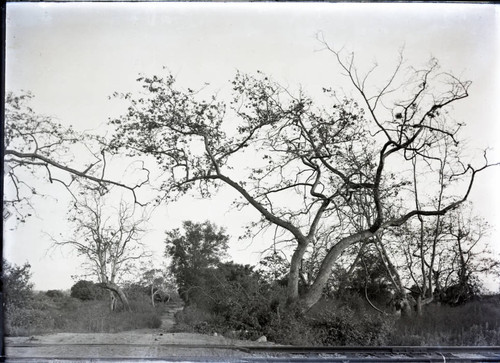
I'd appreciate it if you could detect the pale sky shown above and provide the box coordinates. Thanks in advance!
[4,2,500,291]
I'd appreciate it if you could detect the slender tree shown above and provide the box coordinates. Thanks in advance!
[139,266,176,306]
[412,203,498,306]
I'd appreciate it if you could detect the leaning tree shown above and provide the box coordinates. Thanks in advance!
[109,45,497,311]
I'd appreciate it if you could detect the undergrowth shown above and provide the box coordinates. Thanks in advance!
[174,294,500,346]
[5,292,163,336]
[389,298,500,345]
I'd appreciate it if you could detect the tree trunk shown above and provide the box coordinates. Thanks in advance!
[400,297,413,318]
[109,291,117,311]
[151,284,155,307]
[416,295,423,317]
[298,230,374,311]
[287,242,308,304]
[101,282,131,311]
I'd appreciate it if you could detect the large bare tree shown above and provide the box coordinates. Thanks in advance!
[109,46,497,311]
[53,187,150,311]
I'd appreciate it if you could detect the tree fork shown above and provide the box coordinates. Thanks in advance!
[99,282,131,312]
[298,230,375,311]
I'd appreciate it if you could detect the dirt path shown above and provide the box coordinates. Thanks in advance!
[4,304,274,360]
[159,303,184,331]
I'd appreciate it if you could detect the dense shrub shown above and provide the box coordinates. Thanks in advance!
[170,263,500,347]
[265,309,317,345]
[46,290,65,299]
[173,305,216,333]
[300,296,394,346]
[198,263,287,338]
[170,262,285,340]
[124,283,149,301]
[170,261,395,345]
[70,280,107,301]
[165,221,229,305]
[173,286,394,346]
[308,307,393,346]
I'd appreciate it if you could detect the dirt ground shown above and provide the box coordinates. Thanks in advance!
[4,305,275,360]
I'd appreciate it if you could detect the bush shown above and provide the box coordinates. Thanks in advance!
[302,297,394,346]
[124,283,149,301]
[171,262,391,345]
[199,264,289,340]
[173,305,218,333]
[46,290,65,299]
[309,307,393,346]
[265,310,317,345]
[70,280,107,301]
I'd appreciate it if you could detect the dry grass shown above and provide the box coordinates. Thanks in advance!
[389,298,500,345]
[5,292,163,336]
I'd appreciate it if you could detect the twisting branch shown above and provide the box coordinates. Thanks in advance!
[5,150,149,206]
[4,92,152,224]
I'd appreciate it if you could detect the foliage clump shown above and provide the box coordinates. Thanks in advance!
[70,280,108,301]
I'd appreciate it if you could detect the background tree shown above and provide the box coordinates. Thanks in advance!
[138,265,177,306]
[165,220,228,305]
[3,91,149,223]
[257,251,289,286]
[366,201,500,315]
[1,260,46,336]
[198,262,278,338]
[53,187,150,311]
[429,204,498,305]
[2,259,34,310]
[110,47,498,311]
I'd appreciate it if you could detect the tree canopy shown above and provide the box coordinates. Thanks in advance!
[2,259,34,309]
[110,47,498,310]
[165,220,229,304]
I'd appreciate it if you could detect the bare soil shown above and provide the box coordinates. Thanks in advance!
[4,305,274,360]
